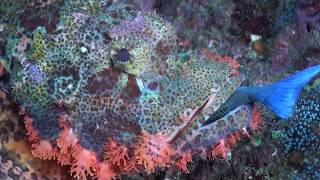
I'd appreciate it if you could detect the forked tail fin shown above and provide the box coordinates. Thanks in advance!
[202,65,320,126]
[251,65,320,119]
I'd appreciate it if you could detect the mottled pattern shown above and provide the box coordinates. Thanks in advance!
[282,78,320,178]
[299,160,320,180]
[4,0,254,178]
[283,82,320,153]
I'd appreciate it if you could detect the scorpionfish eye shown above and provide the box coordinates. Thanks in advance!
[116,48,131,63]
[110,42,151,76]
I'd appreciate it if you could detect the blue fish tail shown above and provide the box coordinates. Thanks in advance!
[251,65,320,119]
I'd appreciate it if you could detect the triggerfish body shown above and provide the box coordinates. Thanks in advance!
[203,64,320,126]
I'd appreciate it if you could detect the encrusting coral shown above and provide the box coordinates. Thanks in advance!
[2,0,264,179]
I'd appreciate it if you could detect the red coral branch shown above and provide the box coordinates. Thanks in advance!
[24,115,57,160]
[70,145,98,180]
[31,140,56,160]
[56,151,72,166]
[24,116,40,142]
[104,138,130,168]
[132,132,174,173]
[226,131,241,147]
[202,49,240,76]
[95,162,116,180]
[56,115,78,164]
[23,107,118,179]
[175,151,192,173]
[211,139,229,159]
[55,115,77,165]
[250,104,263,132]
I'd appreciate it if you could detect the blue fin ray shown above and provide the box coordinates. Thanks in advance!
[252,65,320,119]
[203,65,320,126]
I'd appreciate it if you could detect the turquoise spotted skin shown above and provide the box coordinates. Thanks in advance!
[282,81,320,154]
[281,79,320,179]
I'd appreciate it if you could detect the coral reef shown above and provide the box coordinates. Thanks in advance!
[0,0,319,179]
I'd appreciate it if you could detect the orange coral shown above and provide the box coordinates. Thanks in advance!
[226,131,241,146]
[57,128,78,153]
[211,139,229,159]
[250,104,263,132]
[55,115,77,165]
[56,151,72,166]
[175,151,192,173]
[132,132,173,173]
[56,117,77,152]
[124,159,139,172]
[24,116,57,160]
[95,162,116,180]
[70,145,98,179]
[104,138,129,168]
[202,49,240,76]
[31,140,56,160]
[24,113,117,179]
[24,116,40,142]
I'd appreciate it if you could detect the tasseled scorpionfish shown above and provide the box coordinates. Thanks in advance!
[1,1,319,179]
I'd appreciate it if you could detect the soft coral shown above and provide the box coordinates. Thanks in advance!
[56,115,78,165]
[56,115,78,154]
[131,132,173,173]
[175,151,193,173]
[104,138,130,169]
[70,145,98,179]
[25,114,116,179]
[31,140,56,160]
[202,49,240,76]
[24,116,56,160]
[95,162,116,180]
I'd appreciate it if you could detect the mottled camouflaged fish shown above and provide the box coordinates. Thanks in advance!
[0,5,257,178]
